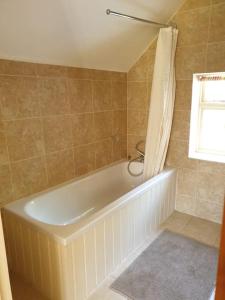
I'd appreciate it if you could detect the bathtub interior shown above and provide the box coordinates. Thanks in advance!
[14,161,145,226]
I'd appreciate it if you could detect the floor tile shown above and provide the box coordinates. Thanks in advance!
[214,234,221,248]
[89,278,127,300]
[180,216,221,246]
[161,211,192,233]
[10,272,46,300]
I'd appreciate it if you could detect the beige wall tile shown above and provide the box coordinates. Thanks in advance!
[67,67,93,80]
[197,172,225,205]
[175,194,196,215]
[92,70,112,81]
[198,160,225,175]
[174,80,192,111]
[46,149,75,186]
[212,0,225,4]
[127,82,149,111]
[176,45,206,79]
[0,59,37,76]
[0,59,127,205]
[38,78,69,116]
[111,81,127,110]
[4,118,44,161]
[195,198,224,223]
[180,0,211,11]
[36,63,67,77]
[121,110,127,137]
[112,110,126,136]
[95,139,113,169]
[125,0,225,224]
[121,138,127,159]
[110,72,127,82]
[0,164,13,204]
[127,147,138,159]
[209,3,225,43]
[175,7,210,47]
[127,110,148,136]
[11,157,48,199]
[127,135,146,158]
[72,113,95,146]
[166,139,198,170]
[173,109,191,123]
[74,144,95,176]
[177,168,198,198]
[68,79,93,113]
[127,49,155,81]
[171,110,190,140]
[0,76,40,120]
[43,116,72,153]
[206,42,225,72]
[93,81,112,111]
[94,111,113,140]
[0,121,9,164]
[127,135,145,152]
[112,135,123,161]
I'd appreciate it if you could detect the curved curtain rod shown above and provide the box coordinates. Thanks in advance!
[106,9,177,28]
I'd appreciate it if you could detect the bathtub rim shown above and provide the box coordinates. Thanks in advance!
[3,163,176,245]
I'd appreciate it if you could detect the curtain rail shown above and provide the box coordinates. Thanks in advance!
[106,9,177,28]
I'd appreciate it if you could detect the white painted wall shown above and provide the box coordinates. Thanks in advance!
[0,0,183,71]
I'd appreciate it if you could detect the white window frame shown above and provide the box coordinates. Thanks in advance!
[189,72,225,164]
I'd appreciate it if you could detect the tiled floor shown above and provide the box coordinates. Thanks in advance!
[10,211,221,300]
[10,272,47,300]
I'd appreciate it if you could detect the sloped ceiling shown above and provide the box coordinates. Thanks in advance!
[0,0,184,72]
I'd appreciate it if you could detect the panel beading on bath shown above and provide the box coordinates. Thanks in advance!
[3,170,176,300]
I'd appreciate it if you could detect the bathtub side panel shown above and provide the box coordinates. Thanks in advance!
[84,228,97,296]
[2,211,64,300]
[68,170,176,299]
[2,169,176,300]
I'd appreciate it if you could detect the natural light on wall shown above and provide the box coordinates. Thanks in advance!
[189,72,225,163]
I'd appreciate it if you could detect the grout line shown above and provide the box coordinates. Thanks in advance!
[205,1,213,73]
[0,109,127,122]
[38,94,49,187]
[177,4,211,14]
[176,43,209,50]
[126,79,128,158]
[3,136,122,165]
[0,72,126,81]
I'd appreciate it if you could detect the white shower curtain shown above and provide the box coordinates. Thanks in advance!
[143,27,178,179]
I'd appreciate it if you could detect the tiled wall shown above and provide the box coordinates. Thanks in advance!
[0,60,127,206]
[127,0,225,223]
[127,42,156,158]
[1,0,225,223]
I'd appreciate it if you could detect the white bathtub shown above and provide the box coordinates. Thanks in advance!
[3,161,176,300]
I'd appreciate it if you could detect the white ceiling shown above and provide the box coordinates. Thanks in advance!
[0,0,184,72]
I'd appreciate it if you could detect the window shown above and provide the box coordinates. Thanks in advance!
[189,72,225,163]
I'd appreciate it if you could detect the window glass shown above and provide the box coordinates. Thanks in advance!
[202,80,225,102]
[198,109,225,153]
[189,72,225,163]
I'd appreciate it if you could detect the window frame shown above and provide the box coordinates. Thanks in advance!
[189,72,225,164]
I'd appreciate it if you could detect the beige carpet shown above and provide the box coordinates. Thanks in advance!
[111,230,218,300]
